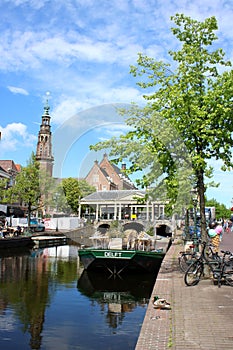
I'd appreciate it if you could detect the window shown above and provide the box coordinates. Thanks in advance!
[93,174,99,183]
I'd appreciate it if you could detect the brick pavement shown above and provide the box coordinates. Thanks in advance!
[135,231,233,350]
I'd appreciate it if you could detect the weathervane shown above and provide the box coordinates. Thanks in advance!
[43,91,51,114]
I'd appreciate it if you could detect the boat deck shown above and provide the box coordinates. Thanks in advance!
[31,235,67,248]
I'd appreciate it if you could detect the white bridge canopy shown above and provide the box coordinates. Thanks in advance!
[79,190,166,222]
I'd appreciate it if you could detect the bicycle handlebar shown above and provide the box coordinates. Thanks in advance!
[220,250,233,255]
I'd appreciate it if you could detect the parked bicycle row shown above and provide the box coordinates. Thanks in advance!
[178,240,233,288]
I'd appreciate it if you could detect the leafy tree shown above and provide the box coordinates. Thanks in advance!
[12,153,54,227]
[50,182,70,215]
[78,179,96,198]
[61,178,96,215]
[49,179,95,216]
[0,178,9,203]
[12,153,40,227]
[91,14,233,241]
[61,178,82,214]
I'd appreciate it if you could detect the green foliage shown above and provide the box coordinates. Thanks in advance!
[78,179,96,198]
[62,178,82,214]
[51,179,95,215]
[12,153,41,225]
[8,153,55,224]
[91,14,233,241]
[50,183,70,214]
[206,198,231,220]
[0,178,11,203]
[146,226,154,236]
[13,153,40,203]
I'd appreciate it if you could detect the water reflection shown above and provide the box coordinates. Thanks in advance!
[0,245,157,350]
[78,270,155,300]
[0,245,79,350]
[78,270,156,331]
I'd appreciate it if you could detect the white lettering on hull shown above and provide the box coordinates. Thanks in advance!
[104,251,122,258]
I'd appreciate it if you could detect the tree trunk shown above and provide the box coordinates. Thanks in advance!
[197,170,207,242]
[27,202,32,232]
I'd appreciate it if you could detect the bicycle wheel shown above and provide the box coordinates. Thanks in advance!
[204,246,221,263]
[184,260,204,286]
[179,253,197,272]
[224,269,233,286]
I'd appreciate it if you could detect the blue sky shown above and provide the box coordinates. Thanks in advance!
[0,0,232,208]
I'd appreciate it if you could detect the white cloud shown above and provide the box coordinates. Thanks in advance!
[96,123,132,140]
[0,30,144,73]
[3,0,49,9]
[0,123,36,154]
[7,86,29,95]
[52,98,90,124]
[51,86,143,125]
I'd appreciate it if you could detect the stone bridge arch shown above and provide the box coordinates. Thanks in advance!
[122,221,145,233]
[155,220,174,237]
[95,219,174,238]
[96,223,111,234]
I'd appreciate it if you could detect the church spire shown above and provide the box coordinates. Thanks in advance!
[44,95,50,115]
[35,98,54,177]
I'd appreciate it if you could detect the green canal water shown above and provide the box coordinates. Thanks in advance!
[0,244,159,350]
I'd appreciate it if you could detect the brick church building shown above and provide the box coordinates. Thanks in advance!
[85,153,136,191]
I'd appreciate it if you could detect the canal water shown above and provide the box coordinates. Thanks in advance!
[0,244,160,350]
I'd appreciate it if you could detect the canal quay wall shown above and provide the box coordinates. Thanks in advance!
[62,225,94,246]
[136,231,233,350]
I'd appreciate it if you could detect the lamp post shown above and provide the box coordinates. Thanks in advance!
[192,197,198,252]
[53,192,59,232]
[9,207,14,227]
[184,208,190,241]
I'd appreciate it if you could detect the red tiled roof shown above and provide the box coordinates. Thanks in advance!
[0,160,20,173]
[15,164,21,172]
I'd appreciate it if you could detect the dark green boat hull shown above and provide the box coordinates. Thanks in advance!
[78,248,165,273]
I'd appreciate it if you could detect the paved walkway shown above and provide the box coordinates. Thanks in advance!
[136,230,233,350]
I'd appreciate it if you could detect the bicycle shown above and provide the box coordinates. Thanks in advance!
[212,250,233,287]
[179,241,218,273]
[184,242,233,287]
[178,243,198,272]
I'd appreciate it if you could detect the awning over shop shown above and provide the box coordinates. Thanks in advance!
[0,204,7,215]
[7,206,25,217]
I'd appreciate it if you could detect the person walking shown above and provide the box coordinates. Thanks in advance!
[0,226,4,239]
[208,221,221,253]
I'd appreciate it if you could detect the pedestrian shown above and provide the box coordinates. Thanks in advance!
[208,222,220,253]
[0,226,4,239]
[15,225,22,236]
[214,221,222,238]
[229,219,233,233]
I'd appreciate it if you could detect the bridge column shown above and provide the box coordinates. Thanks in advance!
[114,202,117,220]
[100,206,102,218]
[160,205,165,217]
[119,203,122,220]
[151,203,155,221]
[96,203,99,221]
[146,201,149,221]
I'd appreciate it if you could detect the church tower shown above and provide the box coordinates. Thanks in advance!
[36,101,54,177]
